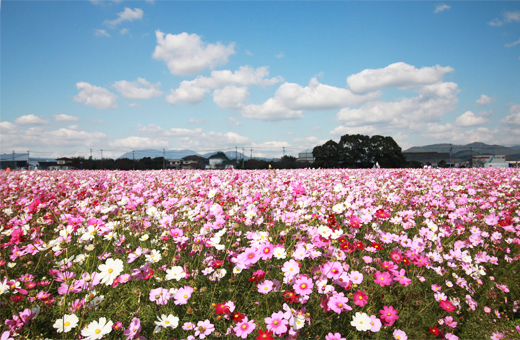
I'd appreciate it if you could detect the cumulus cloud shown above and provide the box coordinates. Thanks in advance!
[138,124,203,137]
[274,77,380,110]
[335,82,460,128]
[165,66,282,105]
[105,8,143,27]
[153,31,235,75]
[500,104,520,125]
[212,86,249,109]
[423,123,498,144]
[120,28,130,35]
[74,82,118,109]
[347,62,454,94]
[67,125,80,130]
[504,38,520,47]
[110,136,169,149]
[330,125,379,136]
[434,4,451,13]
[0,121,19,133]
[14,115,49,125]
[53,114,79,122]
[95,29,111,38]
[227,117,241,126]
[188,119,206,124]
[113,78,163,99]
[241,98,303,121]
[455,111,488,127]
[476,94,495,106]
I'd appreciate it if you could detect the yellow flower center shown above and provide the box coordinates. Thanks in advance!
[242,324,247,329]
[301,284,306,289]
[274,321,278,325]
[108,268,113,273]
[184,294,188,299]
[165,321,169,324]
[95,329,101,334]
[387,312,391,316]
[359,296,363,300]
[381,277,384,281]
[338,303,343,307]
[64,322,70,327]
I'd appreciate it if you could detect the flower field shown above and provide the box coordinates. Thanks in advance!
[1,168,520,340]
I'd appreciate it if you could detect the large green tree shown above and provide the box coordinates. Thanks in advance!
[312,140,342,168]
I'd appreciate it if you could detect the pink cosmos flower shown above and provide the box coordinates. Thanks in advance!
[174,286,193,305]
[439,300,456,312]
[322,261,343,279]
[233,316,256,339]
[259,244,274,260]
[149,288,171,305]
[123,318,141,340]
[258,280,274,295]
[265,311,288,336]
[194,320,214,339]
[328,292,352,314]
[353,290,368,307]
[325,333,346,340]
[370,315,381,332]
[282,259,300,278]
[445,316,457,328]
[380,306,399,326]
[393,329,407,340]
[374,271,393,287]
[445,333,459,340]
[293,276,313,295]
[349,271,363,284]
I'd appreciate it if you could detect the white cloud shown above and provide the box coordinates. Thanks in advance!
[489,10,520,26]
[105,7,143,27]
[0,121,19,133]
[227,117,241,126]
[330,125,378,136]
[423,123,498,144]
[455,111,488,127]
[292,136,325,149]
[53,114,79,122]
[138,124,250,151]
[335,82,460,127]
[347,62,454,94]
[14,115,49,125]
[153,31,235,75]
[113,78,163,99]
[95,29,111,38]
[129,103,141,108]
[110,136,169,149]
[241,98,303,121]
[276,52,284,59]
[476,94,495,106]
[68,125,81,130]
[165,82,210,105]
[434,4,451,13]
[74,82,118,109]
[212,86,249,109]
[504,38,520,47]
[188,119,206,124]
[274,77,380,110]
[500,104,520,125]
[165,66,282,105]
[120,28,130,35]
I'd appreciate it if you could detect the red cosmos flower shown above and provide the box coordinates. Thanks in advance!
[231,312,245,323]
[249,270,266,283]
[283,290,299,303]
[212,260,224,269]
[439,300,456,312]
[215,303,231,315]
[371,242,383,250]
[402,257,411,265]
[256,329,275,340]
[390,251,402,262]
[355,242,365,249]
[10,295,23,302]
[143,268,154,280]
[429,326,440,336]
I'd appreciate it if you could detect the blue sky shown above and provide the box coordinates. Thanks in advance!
[2,1,520,159]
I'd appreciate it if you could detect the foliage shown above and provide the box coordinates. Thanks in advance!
[1,169,519,340]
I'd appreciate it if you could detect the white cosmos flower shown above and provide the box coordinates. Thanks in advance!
[145,249,162,263]
[155,314,179,328]
[317,226,332,239]
[273,246,287,259]
[98,258,123,286]
[351,312,372,331]
[53,314,79,333]
[81,317,113,340]
[165,266,186,281]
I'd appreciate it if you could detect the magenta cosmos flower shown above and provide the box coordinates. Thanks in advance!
[353,290,368,307]
[258,280,274,294]
[233,316,256,339]
[174,286,193,305]
[265,311,288,336]
[293,276,313,295]
[194,320,214,339]
[325,333,346,340]
[380,306,399,325]
[149,288,170,305]
[374,271,393,287]
[123,318,141,340]
[323,261,343,279]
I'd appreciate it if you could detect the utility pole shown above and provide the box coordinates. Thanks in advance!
[235,146,237,163]
[449,145,452,168]
[469,147,472,168]
[90,149,92,170]
[13,150,16,170]
[283,147,285,158]
[132,150,135,170]
[163,148,165,170]
[101,149,103,169]
[250,149,253,160]
[27,151,30,169]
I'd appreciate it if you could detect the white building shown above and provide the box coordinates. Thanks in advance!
[472,155,507,168]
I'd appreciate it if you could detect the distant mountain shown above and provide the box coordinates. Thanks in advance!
[405,142,519,156]
[511,145,520,150]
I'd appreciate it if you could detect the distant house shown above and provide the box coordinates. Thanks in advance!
[181,155,206,169]
[166,159,183,169]
[472,155,508,168]
[403,152,452,167]
[48,157,77,170]
[297,152,314,163]
[206,152,234,169]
